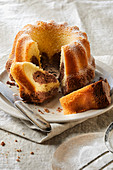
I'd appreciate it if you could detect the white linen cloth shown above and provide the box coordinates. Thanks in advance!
[0,0,113,144]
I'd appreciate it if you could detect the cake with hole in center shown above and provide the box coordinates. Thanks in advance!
[5,20,95,101]
[10,62,59,103]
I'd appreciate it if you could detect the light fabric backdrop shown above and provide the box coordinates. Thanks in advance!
[0,0,113,169]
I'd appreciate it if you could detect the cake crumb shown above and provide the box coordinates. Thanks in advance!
[38,109,44,114]
[15,140,18,142]
[22,133,25,136]
[5,153,8,158]
[57,107,63,112]
[30,152,34,155]
[1,141,5,146]
[16,159,20,162]
[6,81,15,86]
[17,149,22,152]
[18,156,20,159]
[99,76,104,80]
[44,108,50,113]
[52,112,54,114]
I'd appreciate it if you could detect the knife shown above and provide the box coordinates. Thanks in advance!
[0,81,51,133]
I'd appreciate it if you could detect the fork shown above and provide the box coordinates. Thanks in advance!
[79,123,113,170]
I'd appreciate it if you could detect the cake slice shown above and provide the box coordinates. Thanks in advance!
[60,79,111,114]
[10,62,59,103]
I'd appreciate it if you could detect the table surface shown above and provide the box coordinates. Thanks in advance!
[1,109,113,170]
[0,0,113,169]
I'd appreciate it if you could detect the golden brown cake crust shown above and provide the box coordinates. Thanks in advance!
[60,44,95,94]
[5,21,80,73]
[5,21,92,75]
[10,62,35,92]
[60,79,111,114]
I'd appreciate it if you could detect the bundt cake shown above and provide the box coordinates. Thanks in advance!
[5,21,95,95]
[10,62,59,103]
[60,79,111,114]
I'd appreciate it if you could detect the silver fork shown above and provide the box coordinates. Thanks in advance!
[79,123,113,170]
[20,119,45,130]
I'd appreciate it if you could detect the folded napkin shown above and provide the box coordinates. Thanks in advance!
[0,109,88,143]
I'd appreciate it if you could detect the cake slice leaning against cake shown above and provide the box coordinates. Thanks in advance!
[10,62,59,103]
[60,79,111,115]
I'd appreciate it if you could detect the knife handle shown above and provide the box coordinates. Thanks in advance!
[14,100,51,133]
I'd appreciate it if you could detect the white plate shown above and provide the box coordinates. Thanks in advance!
[0,60,113,123]
[52,132,110,169]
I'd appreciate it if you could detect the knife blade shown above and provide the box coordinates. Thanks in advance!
[0,81,51,132]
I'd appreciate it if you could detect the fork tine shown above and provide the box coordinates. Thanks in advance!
[79,151,109,170]
[99,160,113,170]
